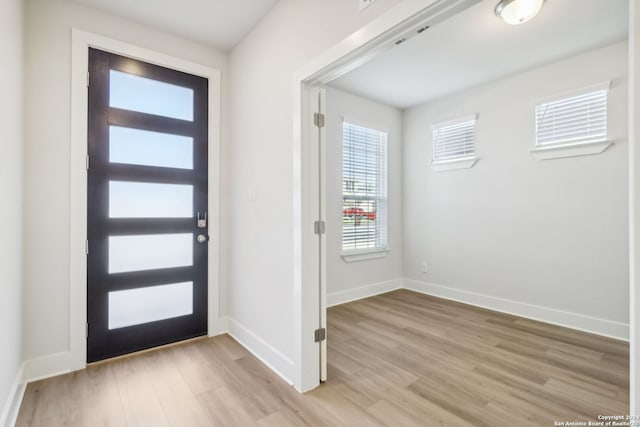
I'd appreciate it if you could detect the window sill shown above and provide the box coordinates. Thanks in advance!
[529,140,613,160]
[341,248,390,263]
[432,158,477,172]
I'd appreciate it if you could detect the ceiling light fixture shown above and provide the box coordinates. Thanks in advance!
[495,0,545,25]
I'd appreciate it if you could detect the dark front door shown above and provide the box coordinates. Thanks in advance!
[87,48,209,362]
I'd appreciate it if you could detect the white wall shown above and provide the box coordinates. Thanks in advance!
[403,42,629,334]
[228,0,404,379]
[23,0,228,365]
[325,87,403,303]
[0,0,24,423]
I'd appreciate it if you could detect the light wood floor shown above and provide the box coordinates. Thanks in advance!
[17,290,629,426]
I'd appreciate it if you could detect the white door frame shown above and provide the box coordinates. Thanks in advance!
[291,0,484,392]
[67,29,222,374]
[629,0,640,415]
[293,0,639,409]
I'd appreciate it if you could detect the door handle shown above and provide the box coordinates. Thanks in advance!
[197,211,207,228]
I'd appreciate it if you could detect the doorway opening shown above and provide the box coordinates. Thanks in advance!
[70,30,222,371]
[296,0,633,413]
[86,49,210,361]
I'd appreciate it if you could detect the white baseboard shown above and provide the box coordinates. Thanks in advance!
[1,362,25,427]
[327,278,404,307]
[209,315,229,337]
[226,317,295,386]
[404,279,630,341]
[21,313,232,384]
[23,352,75,383]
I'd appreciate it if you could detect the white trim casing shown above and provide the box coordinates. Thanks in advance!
[431,158,478,171]
[529,140,614,160]
[404,279,629,341]
[292,83,321,392]
[66,29,222,381]
[341,248,390,262]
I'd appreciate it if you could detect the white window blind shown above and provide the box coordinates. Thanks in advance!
[432,116,476,163]
[342,122,388,252]
[535,83,609,148]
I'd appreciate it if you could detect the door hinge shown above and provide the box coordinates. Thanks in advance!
[313,112,325,128]
[86,154,90,170]
[314,328,326,343]
[86,323,89,338]
[85,240,89,255]
[314,220,326,235]
[87,71,90,87]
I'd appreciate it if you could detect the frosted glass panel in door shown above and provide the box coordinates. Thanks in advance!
[109,181,193,218]
[109,70,194,121]
[109,126,193,169]
[108,282,193,329]
[109,233,193,273]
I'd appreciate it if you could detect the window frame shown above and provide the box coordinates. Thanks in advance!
[431,114,478,171]
[530,81,613,160]
[340,119,389,261]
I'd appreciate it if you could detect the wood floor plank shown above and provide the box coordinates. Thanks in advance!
[17,373,87,427]
[224,355,296,416]
[212,334,250,361]
[167,340,239,395]
[197,385,264,426]
[81,363,128,426]
[347,368,476,427]
[256,410,304,427]
[114,353,170,427]
[17,289,629,426]
[471,363,597,420]
[543,377,629,414]
[366,399,432,427]
[303,384,387,427]
[142,349,212,427]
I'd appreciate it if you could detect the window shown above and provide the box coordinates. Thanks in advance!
[531,82,612,159]
[432,115,477,170]
[342,122,388,255]
[535,82,609,147]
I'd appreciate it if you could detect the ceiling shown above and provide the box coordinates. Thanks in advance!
[329,0,629,109]
[70,0,279,51]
